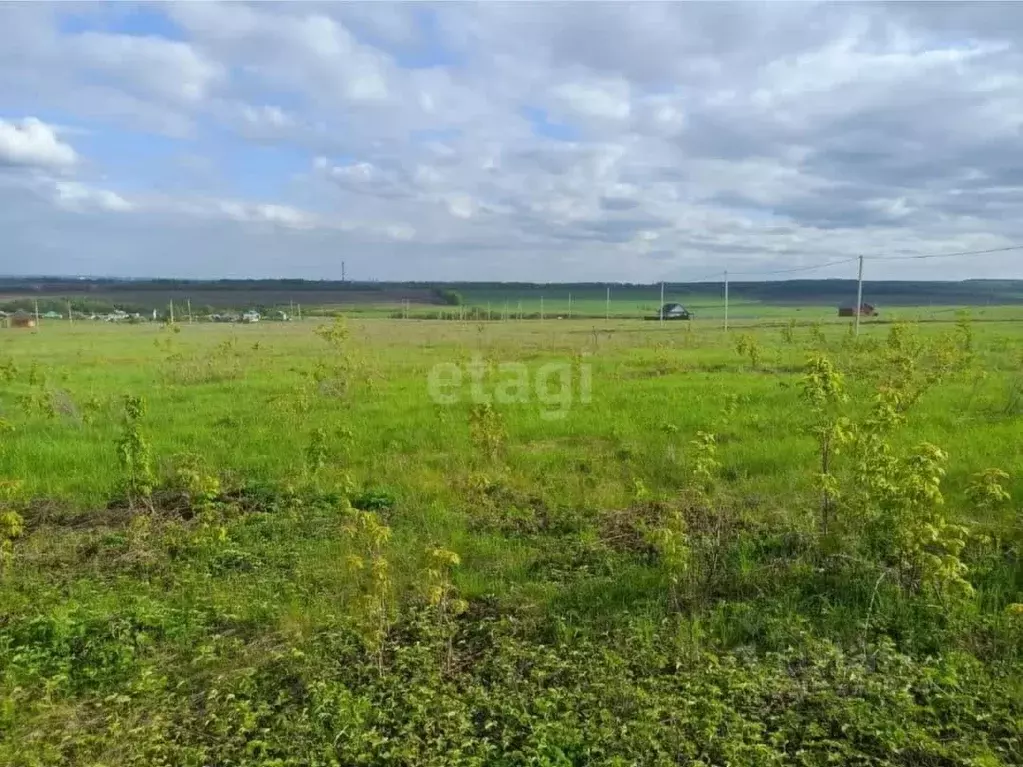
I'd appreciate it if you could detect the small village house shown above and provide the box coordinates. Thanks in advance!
[650,302,693,321]
[8,309,36,328]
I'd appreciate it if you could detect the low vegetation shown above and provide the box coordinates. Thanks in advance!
[0,311,1021,765]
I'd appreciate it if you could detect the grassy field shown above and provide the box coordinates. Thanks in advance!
[1,312,1022,765]
[7,277,1023,322]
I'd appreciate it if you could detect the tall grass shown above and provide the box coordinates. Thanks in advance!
[0,314,1021,764]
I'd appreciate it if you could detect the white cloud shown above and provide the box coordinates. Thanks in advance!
[238,104,296,130]
[329,162,377,184]
[0,9,223,136]
[52,180,133,212]
[446,194,475,219]
[385,223,415,241]
[552,79,631,121]
[69,31,224,105]
[0,117,77,169]
[215,201,317,229]
[3,3,1023,280]
[168,4,392,105]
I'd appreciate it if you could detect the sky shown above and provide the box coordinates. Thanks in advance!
[2,1,1023,282]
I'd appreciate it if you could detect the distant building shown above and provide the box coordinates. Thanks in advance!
[649,303,693,321]
[838,303,878,317]
[241,311,260,323]
[9,309,35,328]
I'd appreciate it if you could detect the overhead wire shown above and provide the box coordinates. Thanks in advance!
[684,271,725,283]
[728,256,860,277]
[677,256,858,283]
[673,242,1020,284]
[867,243,1023,262]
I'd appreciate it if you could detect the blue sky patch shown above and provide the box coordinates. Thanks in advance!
[521,107,579,142]
[58,4,185,41]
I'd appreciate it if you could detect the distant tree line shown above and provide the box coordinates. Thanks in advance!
[1,277,1022,308]
[0,298,147,315]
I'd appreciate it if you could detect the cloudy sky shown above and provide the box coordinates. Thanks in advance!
[2,2,1023,282]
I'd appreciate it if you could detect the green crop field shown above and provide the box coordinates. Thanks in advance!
[1,311,1022,765]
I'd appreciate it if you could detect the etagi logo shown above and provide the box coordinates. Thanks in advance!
[427,355,591,420]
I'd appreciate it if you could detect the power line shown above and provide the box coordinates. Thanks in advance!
[868,243,1023,262]
[728,256,859,278]
[673,256,857,284]
[673,242,1019,284]
[684,271,725,283]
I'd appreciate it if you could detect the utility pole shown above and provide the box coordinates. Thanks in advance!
[855,255,865,337]
[518,299,523,320]
[169,300,174,324]
[723,271,729,333]
[659,282,665,325]
[297,303,302,322]
[34,300,39,326]
[487,302,491,321]
[67,300,73,326]
[540,296,544,321]
[568,293,572,319]
[606,286,610,321]
[187,299,193,324]
[342,261,346,282]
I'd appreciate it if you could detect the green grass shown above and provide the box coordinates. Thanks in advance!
[1,313,1022,765]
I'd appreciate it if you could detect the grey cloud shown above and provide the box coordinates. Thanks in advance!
[3,2,1023,280]
[600,197,640,212]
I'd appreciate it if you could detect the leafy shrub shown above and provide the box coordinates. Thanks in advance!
[435,288,464,306]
